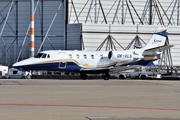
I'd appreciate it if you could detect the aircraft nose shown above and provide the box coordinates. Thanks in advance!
[12,63,19,68]
[12,61,26,68]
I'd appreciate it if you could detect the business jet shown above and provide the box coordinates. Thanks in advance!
[12,26,173,80]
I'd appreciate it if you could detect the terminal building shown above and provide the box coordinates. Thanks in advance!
[0,0,180,71]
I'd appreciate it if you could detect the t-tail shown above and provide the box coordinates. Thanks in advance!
[143,26,168,50]
[141,26,173,56]
[130,26,173,66]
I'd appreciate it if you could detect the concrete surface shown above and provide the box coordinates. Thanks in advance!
[0,79,180,120]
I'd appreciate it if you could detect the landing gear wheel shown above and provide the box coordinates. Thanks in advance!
[80,73,87,80]
[103,75,109,80]
[103,72,110,80]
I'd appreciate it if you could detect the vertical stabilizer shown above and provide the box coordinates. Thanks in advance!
[144,26,168,50]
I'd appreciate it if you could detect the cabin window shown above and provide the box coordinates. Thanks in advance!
[47,54,50,58]
[91,55,94,59]
[100,54,103,59]
[76,54,79,59]
[35,53,43,58]
[69,54,72,58]
[84,54,87,59]
[42,54,47,58]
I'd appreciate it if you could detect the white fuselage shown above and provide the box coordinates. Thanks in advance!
[13,49,141,72]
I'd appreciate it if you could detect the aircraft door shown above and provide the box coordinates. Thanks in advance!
[58,52,67,69]
[59,62,66,69]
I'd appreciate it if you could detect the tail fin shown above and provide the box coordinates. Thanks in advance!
[144,26,168,50]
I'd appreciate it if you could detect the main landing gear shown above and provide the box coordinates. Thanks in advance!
[102,72,110,80]
[80,71,110,80]
[80,73,87,80]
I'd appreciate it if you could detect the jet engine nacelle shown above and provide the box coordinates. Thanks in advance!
[108,51,134,63]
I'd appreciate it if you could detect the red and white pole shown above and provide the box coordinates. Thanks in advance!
[30,0,35,57]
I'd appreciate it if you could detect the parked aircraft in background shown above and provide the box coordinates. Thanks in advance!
[13,26,173,80]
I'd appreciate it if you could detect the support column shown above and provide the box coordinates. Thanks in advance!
[64,0,68,50]
[15,1,18,62]
[149,0,153,25]
[30,0,35,57]
[178,0,180,25]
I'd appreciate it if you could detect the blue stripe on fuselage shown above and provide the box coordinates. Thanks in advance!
[14,62,82,71]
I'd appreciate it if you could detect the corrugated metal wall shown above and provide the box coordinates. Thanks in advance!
[0,0,66,66]
[67,23,82,50]
[0,0,82,66]
[69,0,180,67]
[35,1,65,51]
[69,0,180,25]
[82,24,180,66]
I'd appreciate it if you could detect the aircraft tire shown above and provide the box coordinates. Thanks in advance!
[103,75,109,80]
[103,72,110,80]
[80,73,87,80]
[103,71,110,80]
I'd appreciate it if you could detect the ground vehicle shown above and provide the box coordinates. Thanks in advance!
[111,69,133,79]
[113,66,161,79]
[6,68,31,79]
[130,67,161,79]
[0,65,8,78]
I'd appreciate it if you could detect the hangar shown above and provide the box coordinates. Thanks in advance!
[0,0,180,69]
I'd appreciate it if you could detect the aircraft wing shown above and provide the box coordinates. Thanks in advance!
[142,45,174,56]
[80,66,114,71]
[81,65,138,72]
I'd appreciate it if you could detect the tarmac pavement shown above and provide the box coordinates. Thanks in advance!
[0,79,180,120]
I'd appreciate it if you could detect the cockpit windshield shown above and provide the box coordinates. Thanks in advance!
[34,53,44,58]
[42,54,47,58]
[35,53,50,58]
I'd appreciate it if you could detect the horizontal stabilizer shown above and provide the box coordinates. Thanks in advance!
[142,45,174,56]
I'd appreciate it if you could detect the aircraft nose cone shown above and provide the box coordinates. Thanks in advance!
[12,62,19,67]
[12,60,27,68]
[12,62,21,68]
